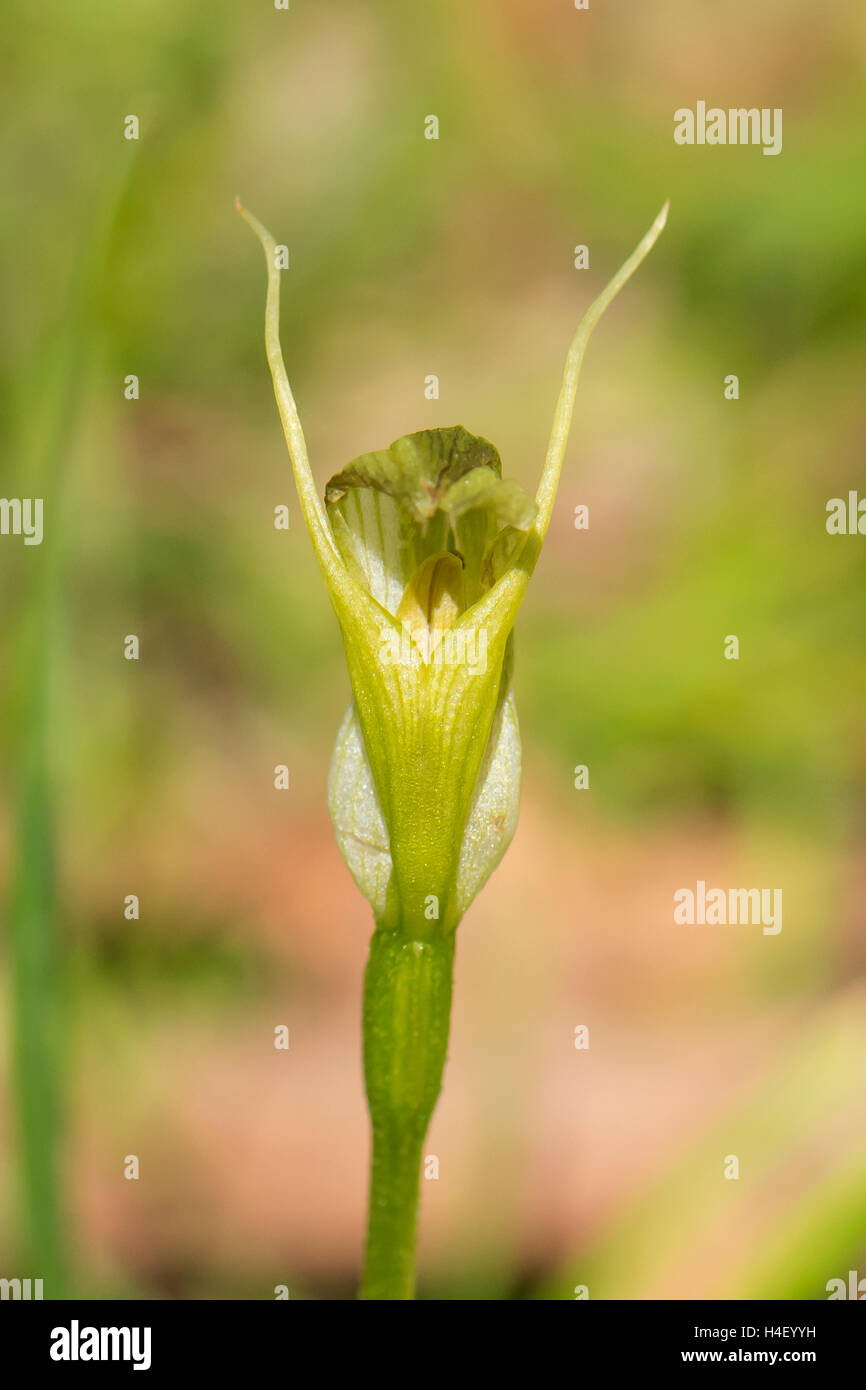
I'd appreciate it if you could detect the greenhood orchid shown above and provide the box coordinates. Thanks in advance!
[237,197,667,1298]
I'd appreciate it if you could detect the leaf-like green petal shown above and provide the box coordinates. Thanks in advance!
[329,678,522,925]
[325,426,503,523]
[439,469,536,531]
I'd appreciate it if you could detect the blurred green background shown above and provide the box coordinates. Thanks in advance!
[1,0,865,1299]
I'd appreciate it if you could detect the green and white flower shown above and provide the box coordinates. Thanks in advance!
[238,197,667,1297]
[238,199,667,939]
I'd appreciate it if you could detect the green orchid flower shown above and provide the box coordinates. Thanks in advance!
[237,197,667,1298]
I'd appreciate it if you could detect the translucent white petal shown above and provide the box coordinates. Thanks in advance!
[328,701,392,918]
[455,689,521,916]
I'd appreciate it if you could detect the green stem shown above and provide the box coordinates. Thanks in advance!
[361,929,455,1299]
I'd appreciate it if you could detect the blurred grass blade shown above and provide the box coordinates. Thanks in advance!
[5,167,133,1296]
